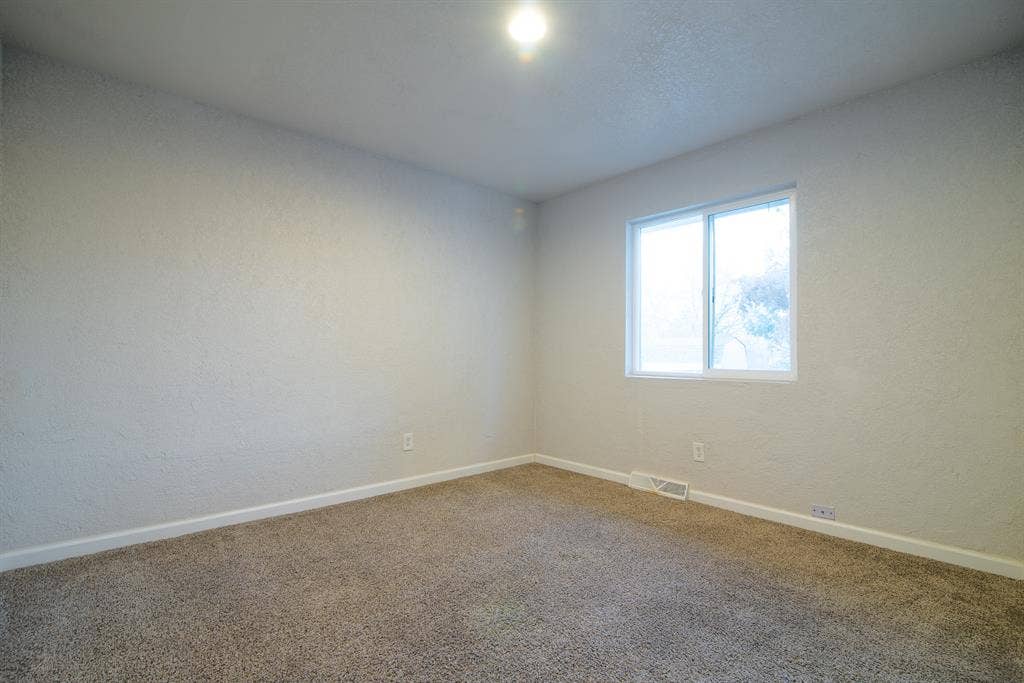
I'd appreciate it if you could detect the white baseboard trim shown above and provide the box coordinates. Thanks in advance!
[533,453,630,485]
[0,454,533,573]
[5,453,1020,580]
[533,454,1024,580]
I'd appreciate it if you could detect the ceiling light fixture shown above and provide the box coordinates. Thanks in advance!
[508,7,547,45]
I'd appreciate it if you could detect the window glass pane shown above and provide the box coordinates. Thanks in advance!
[637,215,703,373]
[710,199,791,371]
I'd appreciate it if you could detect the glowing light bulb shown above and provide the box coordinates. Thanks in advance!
[508,7,547,44]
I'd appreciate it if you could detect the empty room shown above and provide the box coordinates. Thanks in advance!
[1,0,1022,680]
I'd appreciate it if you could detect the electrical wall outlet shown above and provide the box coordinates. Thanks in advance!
[403,433,414,452]
[692,442,705,462]
[811,505,836,521]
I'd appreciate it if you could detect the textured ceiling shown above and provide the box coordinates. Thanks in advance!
[2,1,1023,201]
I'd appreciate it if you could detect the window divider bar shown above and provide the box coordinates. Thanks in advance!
[702,212,711,374]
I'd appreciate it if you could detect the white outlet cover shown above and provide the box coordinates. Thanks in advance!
[692,442,705,462]
[811,505,836,521]
[403,433,414,451]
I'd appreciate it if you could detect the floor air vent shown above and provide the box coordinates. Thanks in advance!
[628,472,689,501]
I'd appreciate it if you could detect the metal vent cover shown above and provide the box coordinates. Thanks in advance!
[628,471,689,501]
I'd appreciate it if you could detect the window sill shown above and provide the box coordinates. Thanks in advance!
[626,372,796,384]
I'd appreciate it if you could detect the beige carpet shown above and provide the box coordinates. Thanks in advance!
[1,463,1021,681]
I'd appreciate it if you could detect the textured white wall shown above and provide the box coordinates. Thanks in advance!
[0,48,536,553]
[3,44,1022,565]
[535,50,1024,561]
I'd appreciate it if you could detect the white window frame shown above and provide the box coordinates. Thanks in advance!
[625,188,797,382]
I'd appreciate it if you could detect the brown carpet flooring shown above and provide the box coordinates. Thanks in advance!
[1,463,1021,681]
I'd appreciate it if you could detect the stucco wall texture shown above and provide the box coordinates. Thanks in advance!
[0,48,536,552]
[2,46,1022,563]
[535,49,1024,561]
